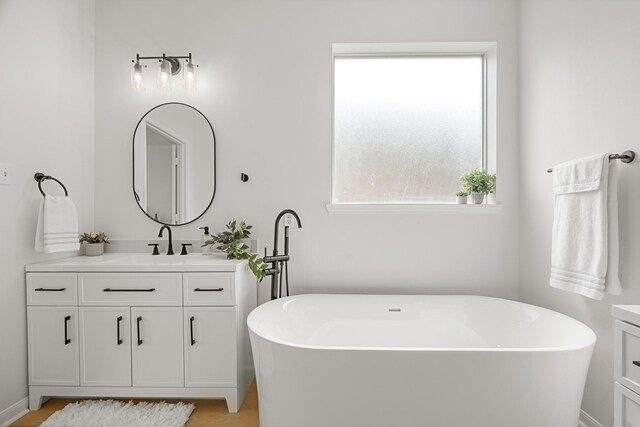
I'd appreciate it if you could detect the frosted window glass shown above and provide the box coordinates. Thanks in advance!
[333,56,484,203]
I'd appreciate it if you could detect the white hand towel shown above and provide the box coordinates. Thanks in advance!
[549,153,621,300]
[34,195,80,253]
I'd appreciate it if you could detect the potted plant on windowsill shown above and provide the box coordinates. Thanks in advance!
[79,232,110,256]
[487,174,497,204]
[460,170,496,204]
[456,191,468,204]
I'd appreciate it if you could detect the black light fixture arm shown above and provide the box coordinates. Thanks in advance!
[133,53,193,63]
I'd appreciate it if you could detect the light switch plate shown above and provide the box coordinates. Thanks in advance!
[0,163,10,185]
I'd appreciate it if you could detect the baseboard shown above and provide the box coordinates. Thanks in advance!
[0,397,28,427]
[579,409,604,427]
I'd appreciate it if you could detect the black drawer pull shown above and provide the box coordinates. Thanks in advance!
[633,361,640,368]
[116,316,123,346]
[103,288,156,292]
[136,316,143,345]
[35,287,66,292]
[64,315,71,345]
[193,288,224,292]
[190,316,195,346]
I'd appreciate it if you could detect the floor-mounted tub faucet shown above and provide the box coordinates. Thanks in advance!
[263,209,302,300]
[158,225,174,255]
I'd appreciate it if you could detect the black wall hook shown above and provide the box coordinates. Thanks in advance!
[240,173,249,182]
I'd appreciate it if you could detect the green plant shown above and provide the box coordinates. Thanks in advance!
[79,232,110,244]
[204,220,268,280]
[460,170,496,194]
[456,191,469,197]
[488,174,497,194]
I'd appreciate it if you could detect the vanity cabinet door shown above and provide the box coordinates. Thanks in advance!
[27,306,79,386]
[184,307,237,387]
[131,307,184,387]
[79,307,131,386]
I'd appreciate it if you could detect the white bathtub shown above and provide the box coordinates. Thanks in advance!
[248,294,595,427]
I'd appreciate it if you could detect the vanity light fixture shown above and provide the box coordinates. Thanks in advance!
[157,57,172,90]
[131,59,144,91]
[183,61,197,90]
[131,53,198,91]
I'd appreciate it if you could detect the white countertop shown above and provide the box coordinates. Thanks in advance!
[612,305,640,326]
[25,253,245,272]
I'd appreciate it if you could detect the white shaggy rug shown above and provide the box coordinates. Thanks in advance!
[40,400,195,427]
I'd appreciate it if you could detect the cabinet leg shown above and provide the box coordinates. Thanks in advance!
[28,391,43,410]
[226,394,239,413]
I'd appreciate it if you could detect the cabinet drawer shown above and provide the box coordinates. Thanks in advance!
[79,273,182,306]
[27,273,77,306]
[184,273,235,306]
[615,320,640,396]
[615,382,640,427]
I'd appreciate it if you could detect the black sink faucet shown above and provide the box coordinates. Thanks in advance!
[263,209,302,300]
[158,225,174,255]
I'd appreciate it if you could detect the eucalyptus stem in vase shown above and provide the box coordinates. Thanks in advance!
[203,220,268,280]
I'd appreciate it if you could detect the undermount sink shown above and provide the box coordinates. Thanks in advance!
[25,252,244,273]
[97,253,227,264]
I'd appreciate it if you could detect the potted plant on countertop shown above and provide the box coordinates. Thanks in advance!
[203,220,268,280]
[455,191,468,204]
[79,232,110,256]
[460,169,496,204]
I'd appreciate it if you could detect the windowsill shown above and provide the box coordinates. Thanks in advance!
[325,203,503,214]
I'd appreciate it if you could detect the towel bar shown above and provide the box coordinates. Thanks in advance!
[34,172,68,197]
[547,151,636,173]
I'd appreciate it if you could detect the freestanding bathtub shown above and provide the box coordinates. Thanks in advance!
[247,294,595,427]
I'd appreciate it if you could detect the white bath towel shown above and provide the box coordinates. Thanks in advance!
[35,195,80,253]
[549,153,621,300]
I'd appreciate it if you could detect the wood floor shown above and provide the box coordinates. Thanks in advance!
[10,382,259,427]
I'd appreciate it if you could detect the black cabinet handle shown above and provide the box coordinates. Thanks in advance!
[35,287,66,292]
[190,316,195,346]
[103,288,156,292]
[116,316,123,346]
[136,316,142,345]
[193,288,224,292]
[64,315,71,345]
[633,361,640,368]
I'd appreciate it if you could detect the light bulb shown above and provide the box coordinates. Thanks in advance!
[157,59,172,90]
[131,61,144,90]
[183,61,197,90]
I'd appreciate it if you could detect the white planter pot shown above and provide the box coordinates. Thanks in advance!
[455,196,467,204]
[84,243,104,256]
[469,192,485,204]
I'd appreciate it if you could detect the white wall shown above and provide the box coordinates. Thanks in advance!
[0,0,95,418]
[94,0,520,303]
[519,1,640,425]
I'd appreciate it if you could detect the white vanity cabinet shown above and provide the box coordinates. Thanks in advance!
[25,255,256,413]
[612,305,640,426]
[79,306,131,386]
[184,307,236,387]
[27,306,79,386]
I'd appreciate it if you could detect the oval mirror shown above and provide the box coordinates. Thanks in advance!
[133,102,216,225]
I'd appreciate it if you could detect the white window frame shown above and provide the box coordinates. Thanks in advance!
[328,42,500,214]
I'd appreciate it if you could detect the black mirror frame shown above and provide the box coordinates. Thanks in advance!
[132,102,216,226]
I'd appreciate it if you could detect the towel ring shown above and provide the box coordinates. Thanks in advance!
[34,173,68,197]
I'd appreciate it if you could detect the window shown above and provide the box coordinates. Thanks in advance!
[332,44,490,205]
